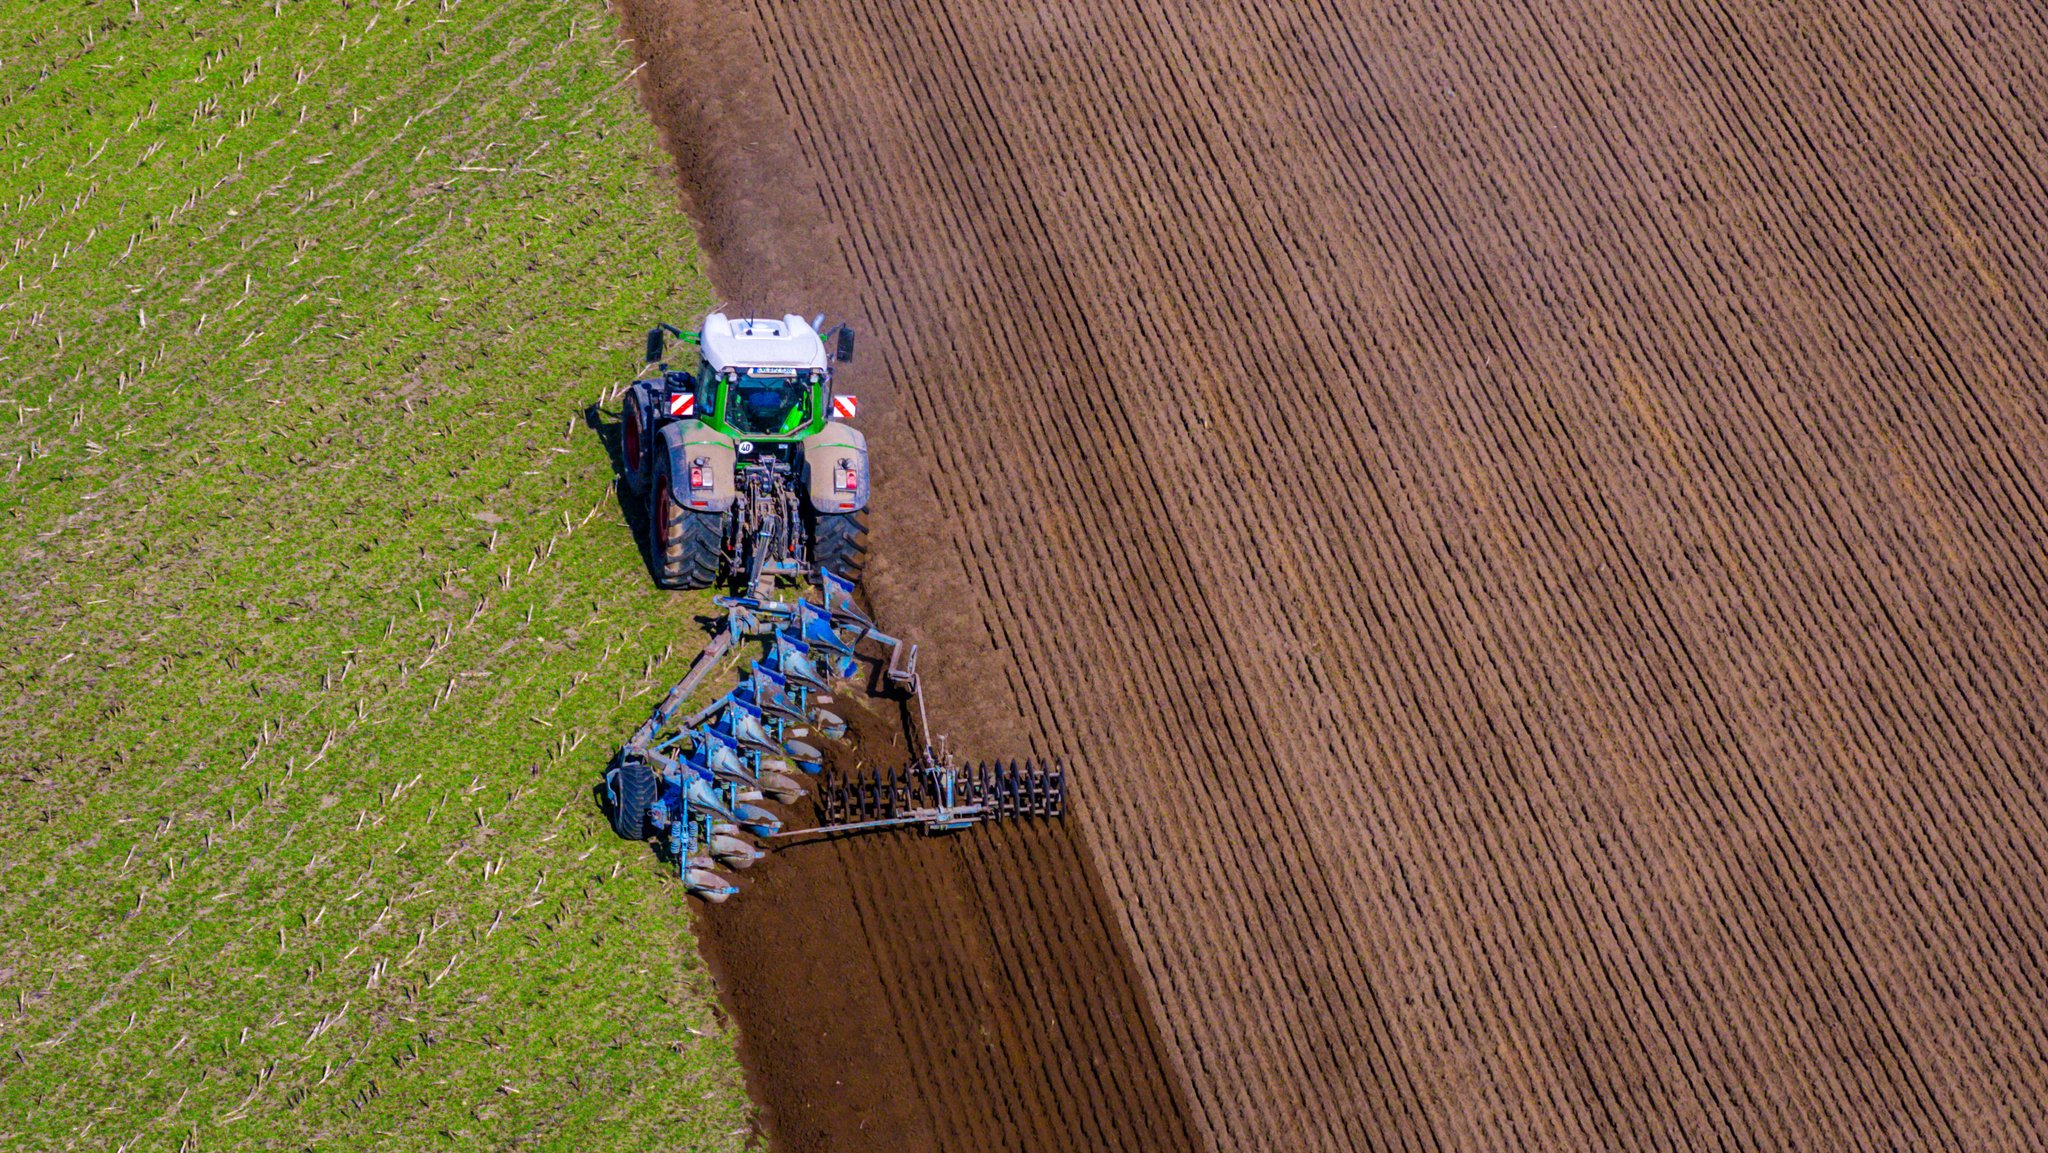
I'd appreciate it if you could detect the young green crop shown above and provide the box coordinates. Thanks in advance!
[0,0,748,1148]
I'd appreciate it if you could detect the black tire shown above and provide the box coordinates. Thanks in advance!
[620,383,653,495]
[611,753,655,840]
[811,509,868,581]
[650,464,726,589]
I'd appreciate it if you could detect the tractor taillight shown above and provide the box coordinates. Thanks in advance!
[689,457,711,490]
[833,460,858,492]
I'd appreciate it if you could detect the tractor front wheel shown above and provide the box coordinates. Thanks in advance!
[651,467,726,589]
[811,509,868,581]
[620,383,653,495]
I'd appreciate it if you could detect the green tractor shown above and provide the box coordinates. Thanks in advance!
[619,313,868,591]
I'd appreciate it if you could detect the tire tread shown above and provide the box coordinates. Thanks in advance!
[652,469,725,589]
[812,509,869,580]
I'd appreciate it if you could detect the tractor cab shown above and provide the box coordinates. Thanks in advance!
[719,367,817,436]
[698,313,833,443]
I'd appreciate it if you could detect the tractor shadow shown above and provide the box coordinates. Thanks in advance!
[583,401,658,583]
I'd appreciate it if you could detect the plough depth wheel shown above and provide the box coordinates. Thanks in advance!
[611,753,655,840]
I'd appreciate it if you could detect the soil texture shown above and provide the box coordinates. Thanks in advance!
[618,0,2048,1149]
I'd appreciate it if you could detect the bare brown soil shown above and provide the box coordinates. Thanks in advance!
[618,0,2048,1149]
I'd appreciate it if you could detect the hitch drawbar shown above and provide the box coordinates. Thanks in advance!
[603,568,1065,900]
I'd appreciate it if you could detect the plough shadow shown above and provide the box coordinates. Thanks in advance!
[862,665,923,754]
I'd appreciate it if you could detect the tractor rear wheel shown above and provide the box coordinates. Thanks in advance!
[610,752,655,840]
[620,383,653,495]
[811,509,868,580]
[651,467,726,589]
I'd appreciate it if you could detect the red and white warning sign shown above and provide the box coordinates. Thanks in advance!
[830,394,859,419]
[669,393,695,417]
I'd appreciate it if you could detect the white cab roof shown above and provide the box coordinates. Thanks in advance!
[699,312,828,372]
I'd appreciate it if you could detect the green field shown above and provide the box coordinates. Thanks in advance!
[0,0,751,1147]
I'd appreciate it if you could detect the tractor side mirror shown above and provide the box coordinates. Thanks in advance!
[835,325,855,363]
[645,327,665,365]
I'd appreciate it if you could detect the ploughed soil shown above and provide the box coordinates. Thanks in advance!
[618,0,2048,1149]
[688,685,1195,1153]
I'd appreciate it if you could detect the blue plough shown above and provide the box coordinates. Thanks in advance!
[603,570,1064,900]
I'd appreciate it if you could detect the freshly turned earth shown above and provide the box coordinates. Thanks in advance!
[618,0,2048,1149]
